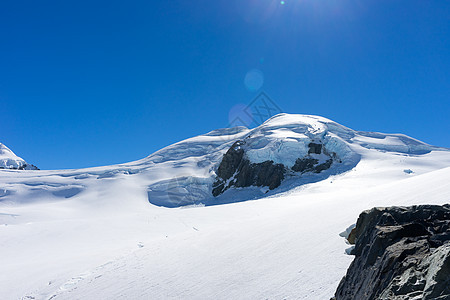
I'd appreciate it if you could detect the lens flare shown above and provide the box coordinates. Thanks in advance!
[244,69,264,92]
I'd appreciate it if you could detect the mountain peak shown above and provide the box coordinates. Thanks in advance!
[0,143,38,170]
[262,113,334,126]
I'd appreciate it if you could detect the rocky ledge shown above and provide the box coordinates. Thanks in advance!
[333,204,450,300]
[212,140,339,197]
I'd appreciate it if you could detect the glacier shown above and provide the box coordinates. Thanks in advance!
[0,113,449,300]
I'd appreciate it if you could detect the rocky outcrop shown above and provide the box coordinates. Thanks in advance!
[292,157,333,173]
[333,205,450,300]
[212,140,338,197]
[308,142,322,155]
[212,141,285,196]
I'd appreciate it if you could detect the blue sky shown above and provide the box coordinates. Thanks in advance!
[1,0,449,169]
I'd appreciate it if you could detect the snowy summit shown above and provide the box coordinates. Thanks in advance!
[0,143,38,170]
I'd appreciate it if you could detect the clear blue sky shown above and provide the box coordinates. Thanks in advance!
[1,0,449,169]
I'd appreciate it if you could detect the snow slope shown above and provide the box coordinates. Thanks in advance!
[0,114,449,299]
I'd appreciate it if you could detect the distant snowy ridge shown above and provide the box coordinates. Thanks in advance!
[0,143,38,170]
[0,114,447,207]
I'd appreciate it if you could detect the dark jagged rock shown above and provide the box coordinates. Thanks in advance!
[314,159,333,173]
[308,142,322,154]
[212,141,285,196]
[215,141,245,182]
[292,142,333,173]
[291,157,319,173]
[333,204,450,300]
[292,157,333,173]
[212,139,339,197]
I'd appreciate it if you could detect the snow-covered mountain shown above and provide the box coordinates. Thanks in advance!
[1,114,449,299]
[0,143,38,170]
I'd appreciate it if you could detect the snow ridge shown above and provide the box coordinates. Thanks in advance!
[0,114,447,208]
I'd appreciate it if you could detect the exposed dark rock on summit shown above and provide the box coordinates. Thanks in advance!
[333,204,450,300]
[291,157,333,173]
[212,141,285,196]
[308,142,322,155]
[212,140,338,197]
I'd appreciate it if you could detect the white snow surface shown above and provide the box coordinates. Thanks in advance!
[1,113,450,299]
